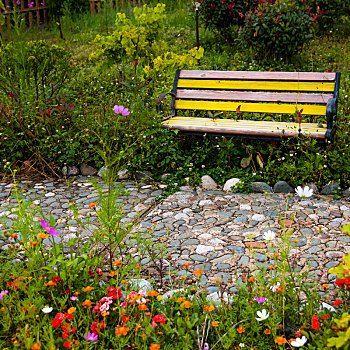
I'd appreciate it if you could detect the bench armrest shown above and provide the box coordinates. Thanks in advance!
[326,97,337,131]
[156,92,175,114]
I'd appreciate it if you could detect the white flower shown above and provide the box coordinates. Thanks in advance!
[42,306,53,313]
[295,186,313,198]
[256,309,269,321]
[270,282,280,292]
[263,230,276,240]
[239,343,245,348]
[290,336,308,347]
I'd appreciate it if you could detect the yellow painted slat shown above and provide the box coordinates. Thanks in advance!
[177,79,335,92]
[162,120,325,132]
[171,117,326,128]
[175,100,326,116]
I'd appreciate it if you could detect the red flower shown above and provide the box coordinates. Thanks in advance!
[96,268,103,276]
[63,341,71,349]
[153,314,166,325]
[62,332,68,339]
[312,315,319,321]
[210,4,215,9]
[52,277,62,283]
[333,300,344,306]
[321,314,330,320]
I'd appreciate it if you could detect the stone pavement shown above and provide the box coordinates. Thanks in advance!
[1,177,350,294]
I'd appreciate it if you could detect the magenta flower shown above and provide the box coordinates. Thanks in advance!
[40,219,50,231]
[85,129,88,133]
[16,0,20,4]
[70,296,78,301]
[256,297,266,303]
[0,290,9,299]
[48,227,59,237]
[28,1,34,7]
[113,105,130,116]
[203,344,209,350]
[85,333,98,341]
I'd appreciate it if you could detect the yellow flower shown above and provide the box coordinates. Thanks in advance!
[67,307,76,314]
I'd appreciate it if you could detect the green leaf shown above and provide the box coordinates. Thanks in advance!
[241,157,251,168]
[341,224,350,235]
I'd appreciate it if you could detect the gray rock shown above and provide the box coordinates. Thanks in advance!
[135,170,152,181]
[249,182,273,193]
[190,254,206,262]
[201,175,217,190]
[226,245,245,255]
[238,256,250,266]
[254,252,267,262]
[98,165,110,178]
[321,182,340,195]
[274,181,294,193]
[62,166,80,176]
[343,188,350,197]
[80,164,97,176]
[325,261,339,269]
[305,182,319,194]
[117,168,129,179]
[128,278,152,291]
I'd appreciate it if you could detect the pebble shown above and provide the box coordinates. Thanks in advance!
[0,177,349,296]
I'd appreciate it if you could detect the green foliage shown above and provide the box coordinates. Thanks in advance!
[237,1,314,59]
[0,0,4,27]
[0,40,74,103]
[91,3,167,65]
[197,0,258,35]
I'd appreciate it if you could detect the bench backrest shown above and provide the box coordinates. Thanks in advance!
[171,70,341,118]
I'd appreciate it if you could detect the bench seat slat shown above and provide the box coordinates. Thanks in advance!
[176,90,333,104]
[162,118,326,139]
[175,100,326,116]
[177,79,335,92]
[169,117,326,128]
[179,70,336,82]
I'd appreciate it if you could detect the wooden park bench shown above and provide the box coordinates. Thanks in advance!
[157,70,341,142]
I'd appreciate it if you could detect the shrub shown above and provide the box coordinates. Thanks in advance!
[197,0,258,35]
[237,1,314,59]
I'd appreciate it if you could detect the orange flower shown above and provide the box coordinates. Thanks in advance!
[113,260,124,267]
[247,277,255,282]
[150,345,160,350]
[82,300,92,308]
[289,338,296,344]
[203,305,215,312]
[213,277,221,282]
[237,326,245,333]
[138,304,148,311]
[121,279,127,284]
[212,321,219,327]
[10,233,18,240]
[274,337,287,345]
[158,332,163,335]
[180,301,193,308]
[45,281,56,286]
[147,291,159,297]
[67,307,76,314]
[264,329,271,335]
[135,324,141,333]
[291,239,300,244]
[177,297,186,303]
[83,286,94,292]
[135,265,141,269]
[29,241,40,246]
[321,284,329,289]
[193,269,204,278]
[276,287,283,293]
[89,202,97,209]
[180,276,187,280]
[37,233,49,239]
[109,271,118,277]
[115,326,129,336]
[74,292,80,296]
[183,263,191,268]
[31,344,41,350]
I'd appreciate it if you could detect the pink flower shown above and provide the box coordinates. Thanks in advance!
[28,2,34,7]
[138,289,147,297]
[113,105,130,116]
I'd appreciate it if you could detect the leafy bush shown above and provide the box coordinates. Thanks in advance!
[0,40,74,103]
[197,0,258,35]
[237,1,314,59]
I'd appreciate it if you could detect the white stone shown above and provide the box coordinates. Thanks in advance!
[0,211,10,217]
[223,178,241,192]
[174,213,189,220]
[158,184,167,189]
[45,192,55,197]
[308,214,319,220]
[300,200,312,206]
[162,212,174,218]
[68,227,77,232]
[198,233,213,239]
[340,205,349,211]
[251,214,265,221]
[199,200,213,206]
[128,279,152,292]
[201,175,217,190]
[239,204,251,210]
[183,208,192,213]
[209,238,225,244]
[162,288,187,300]
[206,291,234,305]
[196,245,214,254]
[134,203,147,212]
[141,185,152,189]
